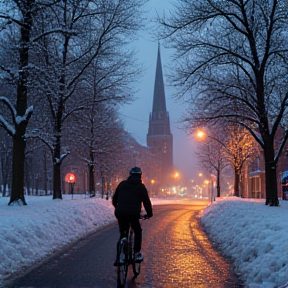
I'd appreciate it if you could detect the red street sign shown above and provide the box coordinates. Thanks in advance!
[65,173,76,183]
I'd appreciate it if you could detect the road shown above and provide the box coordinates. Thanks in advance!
[5,201,244,288]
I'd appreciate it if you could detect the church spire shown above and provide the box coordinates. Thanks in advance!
[152,43,167,120]
[147,44,173,189]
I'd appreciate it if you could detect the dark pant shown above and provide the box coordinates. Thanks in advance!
[116,216,142,252]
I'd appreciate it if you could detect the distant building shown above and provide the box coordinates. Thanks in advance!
[241,126,288,199]
[147,44,174,190]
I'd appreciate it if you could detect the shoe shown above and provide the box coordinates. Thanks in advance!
[135,251,143,263]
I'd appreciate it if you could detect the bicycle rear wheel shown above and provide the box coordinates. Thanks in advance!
[129,231,141,279]
[117,240,128,288]
[117,263,128,288]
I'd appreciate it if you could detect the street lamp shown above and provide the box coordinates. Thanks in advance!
[197,130,205,139]
[65,172,76,199]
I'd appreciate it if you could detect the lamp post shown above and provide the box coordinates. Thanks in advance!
[150,179,155,196]
[65,173,76,199]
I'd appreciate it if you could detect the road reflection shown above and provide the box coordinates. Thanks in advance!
[131,203,243,288]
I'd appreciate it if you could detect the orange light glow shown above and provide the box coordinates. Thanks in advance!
[196,130,205,139]
[65,173,76,183]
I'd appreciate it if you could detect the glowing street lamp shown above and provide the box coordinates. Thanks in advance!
[65,172,76,198]
[196,130,206,139]
[65,172,76,184]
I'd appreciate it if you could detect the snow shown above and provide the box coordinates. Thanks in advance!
[0,195,287,288]
[200,197,288,288]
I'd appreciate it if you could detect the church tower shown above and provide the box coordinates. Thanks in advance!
[147,44,173,188]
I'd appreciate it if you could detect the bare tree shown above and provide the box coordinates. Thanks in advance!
[69,99,128,198]
[93,110,128,198]
[159,0,288,206]
[0,0,43,205]
[222,124,259,197]
[196,130,230,197]
[34,0,146,200]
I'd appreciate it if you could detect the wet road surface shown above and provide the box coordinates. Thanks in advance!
[4,201,244,288]
[132,203,243,288]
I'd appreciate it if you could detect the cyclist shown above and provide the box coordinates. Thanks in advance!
[112,167,153,263]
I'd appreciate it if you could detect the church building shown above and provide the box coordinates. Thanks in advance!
[147,44,173,189]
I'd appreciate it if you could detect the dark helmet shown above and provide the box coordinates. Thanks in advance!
[130,167,142,176]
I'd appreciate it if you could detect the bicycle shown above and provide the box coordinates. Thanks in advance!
[115,216,147,288]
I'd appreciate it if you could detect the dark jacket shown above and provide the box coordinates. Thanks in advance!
[112,176,153,218]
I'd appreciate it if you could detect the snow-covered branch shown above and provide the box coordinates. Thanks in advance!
[0,115,15,136]
[54,152,70,165]
[16,106,34,125]
[0,96,17,136]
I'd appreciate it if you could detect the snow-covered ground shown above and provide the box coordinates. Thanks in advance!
[200,198,288,288]
[0,195,287,288]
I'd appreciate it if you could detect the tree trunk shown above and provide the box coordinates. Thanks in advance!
[44,151,48,195]
[53,161,62,199]
[8,0,34,205]
[216,163,221,197]
[234,169,240,197]
[89,150,95,197]
[101,175,105,199]
[89,164,95,197]
[53,133,62,200]
[264,142,279,206]
[1,151,10,197]
[8,134,27,205]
